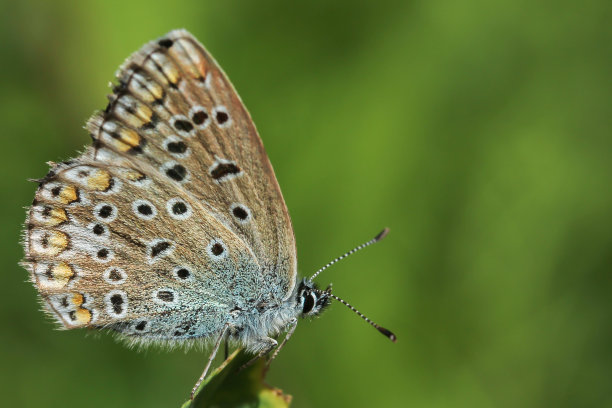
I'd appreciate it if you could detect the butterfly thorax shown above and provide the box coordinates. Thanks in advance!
[228,298,298,351]
[227,278,330,352]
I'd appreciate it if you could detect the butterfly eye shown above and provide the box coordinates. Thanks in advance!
[302,292,316,314]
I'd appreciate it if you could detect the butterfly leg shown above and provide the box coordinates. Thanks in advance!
[223,335,229,360]
[190,322,230,400]
[263,318,298,376]
[239,337,278,372]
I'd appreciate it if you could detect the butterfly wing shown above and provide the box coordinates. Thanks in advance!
[98,29,296,299]
[22,29,297,342]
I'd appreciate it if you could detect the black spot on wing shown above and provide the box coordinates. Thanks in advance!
[173,119,193,132]
[110,294,124,314]
[150,241,171,258]
[165,164,187,181]
[210,162,240,181]
[157,290,174,302]
[167,141,187,154]
[158,38,173,48]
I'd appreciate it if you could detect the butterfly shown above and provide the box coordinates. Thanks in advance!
[21,29,395,398]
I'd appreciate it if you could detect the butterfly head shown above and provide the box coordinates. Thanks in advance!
[296,278,331,317]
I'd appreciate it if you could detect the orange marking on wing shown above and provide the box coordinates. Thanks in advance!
[59,186,78,204]
[51,262,74,285]
[45,208,68,226]
[45,231,69,256]
[73,308,92,325]
[87,169,112,191]
[71,293,84,307]
[124,169,146,182]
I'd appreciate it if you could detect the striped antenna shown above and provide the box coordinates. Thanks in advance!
[325,292,397,342]
[309,228,389,281]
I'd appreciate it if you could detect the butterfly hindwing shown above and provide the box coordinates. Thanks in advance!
[24,160,252,339]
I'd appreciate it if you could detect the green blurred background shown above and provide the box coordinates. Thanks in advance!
[1,0,611,407]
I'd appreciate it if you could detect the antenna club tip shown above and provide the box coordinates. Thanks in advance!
[375,228,390,242]
[377,326,397,343]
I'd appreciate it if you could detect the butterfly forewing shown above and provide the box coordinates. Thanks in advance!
[96,30,296,296]
[22,29,297,341]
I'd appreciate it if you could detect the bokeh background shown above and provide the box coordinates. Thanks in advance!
[1,1,611,407]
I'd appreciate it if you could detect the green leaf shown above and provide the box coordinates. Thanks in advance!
[181,349,292,408]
